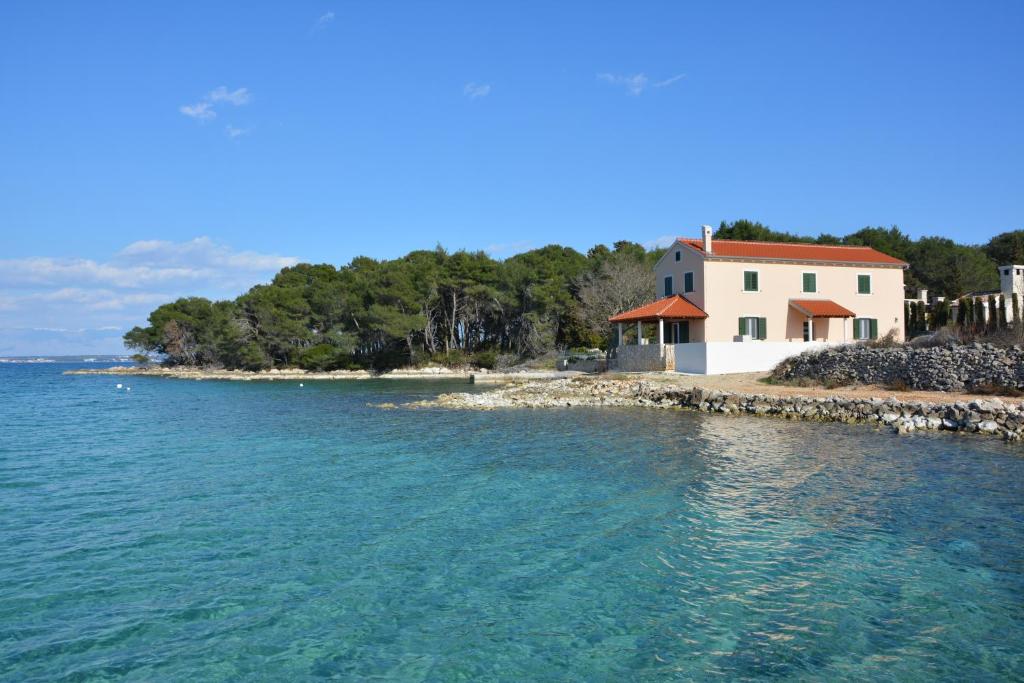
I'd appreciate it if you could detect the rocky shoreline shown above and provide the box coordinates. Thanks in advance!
[63,365,568,383]
[413,376,1024,442]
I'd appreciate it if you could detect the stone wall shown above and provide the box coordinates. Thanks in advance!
[772,342,1024,392]
[613,344,673,372]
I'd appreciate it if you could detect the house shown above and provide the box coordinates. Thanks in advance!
[608,225,908,373]
[949,264,1024,325]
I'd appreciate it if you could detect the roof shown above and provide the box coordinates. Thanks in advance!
[789,299,856,318]
[608,295,708,323]
[678,238,908,266]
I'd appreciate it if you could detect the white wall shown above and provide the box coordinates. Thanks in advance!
[672,341,830,374]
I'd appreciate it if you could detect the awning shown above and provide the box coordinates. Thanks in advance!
[609,295,708,323]
[789,299,856,318]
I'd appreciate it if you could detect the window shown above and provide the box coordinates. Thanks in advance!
[684,272,694,293]
[802,320,812,342]
[802,272,817,293]
[743,271,759,292]
[858,274,872,294]
[739,316,767,340]
[672,321,690,343]
[675,251,681,262]
[664,276,673,297]
[1005,269,1011,276]
[854,318,878,340]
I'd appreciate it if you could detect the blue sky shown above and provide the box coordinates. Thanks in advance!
[1,1,1022,354]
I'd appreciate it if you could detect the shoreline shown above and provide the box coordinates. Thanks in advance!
[408,375,1024,442]
[63,365,573,383]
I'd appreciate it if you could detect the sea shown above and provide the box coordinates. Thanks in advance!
[1,360,1022,681]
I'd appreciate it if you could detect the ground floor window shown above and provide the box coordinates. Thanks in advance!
[739,316,767,340]
[854,317,878,340]
[670,320,690,343]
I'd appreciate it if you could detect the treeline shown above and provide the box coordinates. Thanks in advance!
[125,220,1024,370]
[125,241,659,370]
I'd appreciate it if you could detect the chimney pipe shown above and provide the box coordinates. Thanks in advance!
[701,225,713,254]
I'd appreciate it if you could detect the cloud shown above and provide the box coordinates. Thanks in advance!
[653,73,686,88]
[463,82,492,99]
[0,238,299,354]
[180,101,216,121]
[225,124,250,139]
[180,86,251,123]
[598,72,685,95]
[208,86,251,106]
[313,11,335,30]
[484,241,532,256]
[643,235,677,250]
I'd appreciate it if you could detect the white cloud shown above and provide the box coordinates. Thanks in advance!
[643,235,677,250]
[598,73,649,96]
[0,238,299,354]
[207,86,251,106]
[599,72,685,95]
[653,73,686,88]
[180,86,251,123]
[225,124,250,138]
[484,241,532,256]
[463,82,492,99]
[180,101,216,121]
[314,11,335,30]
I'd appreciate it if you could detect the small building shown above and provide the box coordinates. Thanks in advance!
[609,226,908,373]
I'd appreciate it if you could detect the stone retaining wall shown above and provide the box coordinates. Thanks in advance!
[773,342,1024,392]
[614,344,673,372]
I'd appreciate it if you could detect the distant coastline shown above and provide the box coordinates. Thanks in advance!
[63,365,568,383]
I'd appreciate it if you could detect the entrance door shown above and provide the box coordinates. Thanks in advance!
[676,320,690,343]
[803,320,811,342]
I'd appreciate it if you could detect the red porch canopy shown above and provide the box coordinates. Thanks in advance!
[789,299,856,318]
[608,295,708,323]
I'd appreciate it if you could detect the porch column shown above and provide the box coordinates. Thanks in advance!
[636,320,643,345]
[617,322,623,347]
[658,318,664,345]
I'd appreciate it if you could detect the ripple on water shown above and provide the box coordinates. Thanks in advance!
[0,363,1022,681]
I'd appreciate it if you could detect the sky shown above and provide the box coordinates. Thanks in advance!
[1,1,1022,355]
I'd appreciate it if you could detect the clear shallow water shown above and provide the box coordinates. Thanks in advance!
[1,363,1023,681]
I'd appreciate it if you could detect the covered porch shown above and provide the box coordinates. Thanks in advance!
[608,294,708,346]
[788,299,856,343]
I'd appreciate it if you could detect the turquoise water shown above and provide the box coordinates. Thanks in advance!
[1,363,1023,681]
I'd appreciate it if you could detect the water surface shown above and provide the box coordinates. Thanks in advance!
[1,363,1022,680]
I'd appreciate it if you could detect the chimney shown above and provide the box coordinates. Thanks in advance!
[701,224,713,254]
[918,288,928,303]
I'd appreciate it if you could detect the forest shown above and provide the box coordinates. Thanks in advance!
[125,220,1024,370]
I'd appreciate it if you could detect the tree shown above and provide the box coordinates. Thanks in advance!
[575,254,655,348]
[984,230,1024,266]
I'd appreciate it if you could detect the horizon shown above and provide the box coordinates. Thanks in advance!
[2,2,1022,355]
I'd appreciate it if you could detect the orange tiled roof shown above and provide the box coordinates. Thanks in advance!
[789,299,856,318]
[608,295,708,323]
[679,238,907,266]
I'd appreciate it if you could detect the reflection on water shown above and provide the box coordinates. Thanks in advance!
[0,363,1022,681]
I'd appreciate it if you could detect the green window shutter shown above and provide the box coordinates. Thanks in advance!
[869,319,878,339]
[803,273,815,292]
[858,274,871,294]
[739,317,746,335]
[744,271,758,291]
[758,317,767,340]
[684,272,694,292]
[664,276,673,297]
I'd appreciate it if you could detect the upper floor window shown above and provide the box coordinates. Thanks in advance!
[664,276,673,297]
[675,251,681,262]
[857,274,872,294]
[684,272,694,293]
[743,271,759,292]
[1005,269,1011,276]
[802,272,817,293]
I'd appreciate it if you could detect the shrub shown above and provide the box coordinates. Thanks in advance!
[472,350,498,370]
[297,344,352,371]
[130,353,150,365]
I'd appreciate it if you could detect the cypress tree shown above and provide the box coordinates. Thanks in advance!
[999,296,1008,329]
[975,298,986,332]
[1014,293,1020,327]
